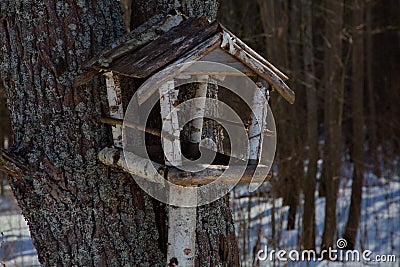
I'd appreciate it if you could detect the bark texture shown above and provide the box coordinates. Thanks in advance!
[302,0,317,250]
[0,1,162,265]
[1,0,238,266]
[321,0,344,251]
[343,0,365,250]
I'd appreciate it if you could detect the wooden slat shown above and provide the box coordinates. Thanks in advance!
[109,18,219,77]
[73,69,101,88]
[221,31,295,104]
[136,33,222,105]
[73,14,185,87]
[219,24,289,81]
[86,14,185,69]
[168,164,272,186]
[98,147,272,186]
[100,117,176,141]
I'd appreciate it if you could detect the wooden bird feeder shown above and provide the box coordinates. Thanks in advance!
[75,12,294,267]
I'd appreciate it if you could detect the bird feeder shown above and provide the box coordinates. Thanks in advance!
[75,12,294,267]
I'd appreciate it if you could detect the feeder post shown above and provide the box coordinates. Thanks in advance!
[160,80,197,267]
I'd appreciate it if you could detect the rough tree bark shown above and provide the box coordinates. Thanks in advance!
[343,0,365,250]
[0,0,238,266]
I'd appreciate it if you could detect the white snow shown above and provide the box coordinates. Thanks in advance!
[232,167,400,266]
[0,186,40,267]
[0,164,398,266]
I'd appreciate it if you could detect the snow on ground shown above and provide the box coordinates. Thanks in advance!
[0,164,398,266]
[232,169,400,266]
[0,185,40,267]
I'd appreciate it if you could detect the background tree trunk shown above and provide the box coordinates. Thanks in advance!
[343,0,365,250]
[365,1,381,178]
[302,0,318,251]
[0,0,238,266]
[321,0,344,252]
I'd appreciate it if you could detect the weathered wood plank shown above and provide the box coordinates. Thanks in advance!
[74,14,185,87]
[110,18,219,78]
[86,14,185,69]
[221,31,295,104]
[98,147,272,186]
[73,69,101,88]
[98,147,165,184]
[136,33,221,105]
[168,164,272,186]
[100,117,176,141]
[219,24,289,81]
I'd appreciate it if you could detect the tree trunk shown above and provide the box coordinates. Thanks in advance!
[286,0,305,232]
[0,0,238,266]
[343,0,365,250]
[321,0,344,252]
[365,1,381,178]
[301,0,318,251]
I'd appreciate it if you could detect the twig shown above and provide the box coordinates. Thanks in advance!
[0,149,27,179]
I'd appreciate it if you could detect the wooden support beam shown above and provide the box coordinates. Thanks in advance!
[73,69,101,88]
[168,164,271,186]
[98,147,165,184]
[221,32,295,104]
[248,82,269,165]
[219,24,289,81]
[100,117,176,141]
[98,147,272,186]
[73,14,186,87]
[104,72,124,148]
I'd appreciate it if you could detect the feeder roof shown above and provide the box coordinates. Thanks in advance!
[74,13,295,104]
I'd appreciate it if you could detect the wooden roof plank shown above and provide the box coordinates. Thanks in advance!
[86,13,185,69]
[219,24,289,81]
[73,14,185,87]
[109,18,219,78]
[220,31,295,104]
[136,33,222,105]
